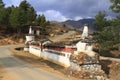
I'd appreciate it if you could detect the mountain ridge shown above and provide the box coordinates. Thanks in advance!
[61,18,95,32]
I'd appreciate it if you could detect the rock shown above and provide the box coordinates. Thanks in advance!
[67,50,106,79]
[70,51,99,65]
[70,52,84,65]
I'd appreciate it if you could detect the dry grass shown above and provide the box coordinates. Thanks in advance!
[100,60,120,80]
[109,61,120,80]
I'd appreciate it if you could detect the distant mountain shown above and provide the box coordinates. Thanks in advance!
[62,18,95,32]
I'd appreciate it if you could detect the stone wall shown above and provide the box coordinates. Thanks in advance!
[67,51,106,80]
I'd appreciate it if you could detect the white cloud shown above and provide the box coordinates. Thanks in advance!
[86,17,93,19]
[37,10,69,22]
[3,0,21,7]
[3,0,117,21]
[74,16,83,21]
[105,16,116,20]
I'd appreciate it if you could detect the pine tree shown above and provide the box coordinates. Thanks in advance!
[9,7,20,32]
[0,0,4,11]
[110,0,120,13]
[19,0,36,26]
[93,11,108,31]
[9,0,36,33]
[35,15,41,26]
[0,7,11,26]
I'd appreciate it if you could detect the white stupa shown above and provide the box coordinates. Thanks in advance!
[81,24,88,39]
[24,26,35,51]
[29,26,33,34]
[76,24,93,51]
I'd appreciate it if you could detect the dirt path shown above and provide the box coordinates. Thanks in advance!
[49,31,76,42]
[100,56,120,62]
[0,65,19,80]
[2,45,120,80]
[0,45,69,80]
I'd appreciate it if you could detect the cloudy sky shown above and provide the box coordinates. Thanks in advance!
[3,0,117,22]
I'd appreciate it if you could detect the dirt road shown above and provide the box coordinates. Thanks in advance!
[49,31,76,42]
[0,45,68,80]
[100,56,120,62]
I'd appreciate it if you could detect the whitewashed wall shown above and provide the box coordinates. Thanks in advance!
[29,46,41,57]
[29,45,71,67]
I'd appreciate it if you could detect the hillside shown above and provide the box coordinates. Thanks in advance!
[62,18,95,33]
[46,21,69,37]
[0,18,95,45]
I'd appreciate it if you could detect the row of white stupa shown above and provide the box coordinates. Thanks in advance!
[25,24,92,52]
[28,24,88,40]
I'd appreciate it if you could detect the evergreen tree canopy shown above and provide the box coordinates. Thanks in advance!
[18,0,36,26]
[110,0,120,13]
[0,0,4,11]
[93,11,108,31]
[9,0,36,33]
[9,7,20,29]
[35,15,41,26]
[95,25,120,52]
[0,7,11,26]
[19,0,36,25]
[0,0,49,34]
[35,14,49,27]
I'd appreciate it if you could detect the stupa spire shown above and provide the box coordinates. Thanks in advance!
[81,24,88,39]
[29,26,33,34]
